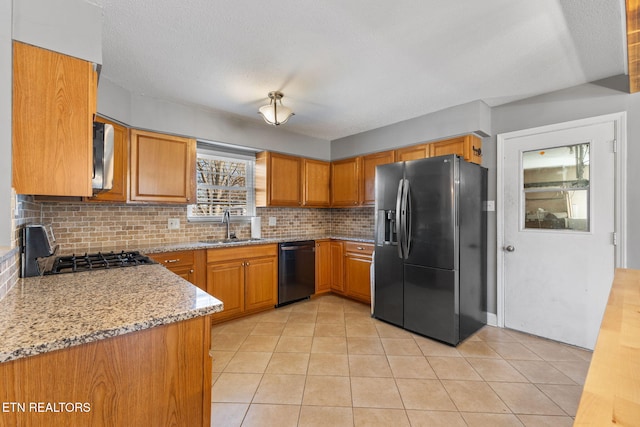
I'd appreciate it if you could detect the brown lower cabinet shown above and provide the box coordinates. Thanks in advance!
[0,316,211,427]
[206,244,278,323]
[148,249,207,291]
[329,241,345,293]
[150,240,373,325]
[344,242,374,304]
[315,239,332,294]
[327,240,374,305]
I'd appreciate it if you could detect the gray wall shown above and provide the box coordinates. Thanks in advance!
[98,78,332,161]
[491,81,640,272]
[331,100,492,159]
[327,80,640,316]
[2,0,102,246]
[483,81,639,314]
[0,0,12,246]
[12,0,101,63]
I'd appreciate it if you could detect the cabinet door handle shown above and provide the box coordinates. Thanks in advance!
[189,269,194,273]
[164,259,180,263]
[246,262,250,266]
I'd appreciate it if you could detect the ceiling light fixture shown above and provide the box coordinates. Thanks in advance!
[258,91,294,126]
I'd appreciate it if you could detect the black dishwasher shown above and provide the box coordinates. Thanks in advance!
[278,240,316,307]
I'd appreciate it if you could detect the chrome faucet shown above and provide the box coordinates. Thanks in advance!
[222,209,231,239]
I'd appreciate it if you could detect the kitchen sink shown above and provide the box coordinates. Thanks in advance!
[199,238,264,244]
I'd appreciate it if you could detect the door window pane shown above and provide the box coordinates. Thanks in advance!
[522,143,589,231]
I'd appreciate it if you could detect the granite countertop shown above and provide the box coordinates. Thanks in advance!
[0,264,223,364]
[131,235,375,255]
[0,235,370,364]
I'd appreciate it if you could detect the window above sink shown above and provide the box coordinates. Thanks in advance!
[188,141,257,222]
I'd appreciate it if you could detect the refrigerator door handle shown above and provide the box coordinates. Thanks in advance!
[403,179,412,258]
[395,179,404,259]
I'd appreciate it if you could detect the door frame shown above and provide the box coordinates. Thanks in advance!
[496,112,627,328]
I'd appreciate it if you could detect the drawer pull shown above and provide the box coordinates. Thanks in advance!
[164,259,180,263]
[357,246,364,250]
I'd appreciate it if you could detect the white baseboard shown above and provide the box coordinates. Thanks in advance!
[486,312,498,327]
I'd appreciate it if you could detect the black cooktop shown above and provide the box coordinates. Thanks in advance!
[46,251,156,274]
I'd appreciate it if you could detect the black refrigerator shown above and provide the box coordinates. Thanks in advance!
[373,154,487,345]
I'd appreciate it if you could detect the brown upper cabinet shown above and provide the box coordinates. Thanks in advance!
[330,150,394,207]
[430,135,482,164]
[256,152,330,207]
[360,150,395,205]
[129,129,196,203]
[331,157,360,206]
[256,151,302,206]
[395,144,431,162]
[302,158,331,207]
[12,41,97,197]
[394,135,482,165]
[85,117,129,203]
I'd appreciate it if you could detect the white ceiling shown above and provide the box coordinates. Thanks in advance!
[95,0,627,141]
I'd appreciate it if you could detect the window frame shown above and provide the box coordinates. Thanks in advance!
[187,145,256,223]
[520,142,591,232]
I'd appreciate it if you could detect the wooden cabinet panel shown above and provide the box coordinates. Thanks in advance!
[207,260,245,321]
[130,129,196,203]
[430,135,482,164]
[256,151,302,206]
[330,241,345,292]
[12,41,96,197]
[207,244,278,322]
[206,244,277,263]
[245,256,278,311]
[0,316,211,427]
[331,157,360,206]
[303,159,331,207]
[149,250,206,291]
[344,242,374,304]
[86,117,129,202]
[361,150,395,205]
[269,153,302,206]
[395,144,430,162]
[315,240,331,294]
[171,265,196,284]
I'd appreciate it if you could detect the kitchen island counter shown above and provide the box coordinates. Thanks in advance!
[0,264,223,364]
[575,268,640,425]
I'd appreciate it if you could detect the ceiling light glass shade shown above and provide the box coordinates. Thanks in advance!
[258,91,294,125]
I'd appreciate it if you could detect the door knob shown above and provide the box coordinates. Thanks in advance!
[505,245,515,252]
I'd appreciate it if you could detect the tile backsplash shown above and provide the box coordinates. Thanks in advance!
[330,207,376,237]
[0,193,41,300]
[1,199,375,301]
[37,202,375,253]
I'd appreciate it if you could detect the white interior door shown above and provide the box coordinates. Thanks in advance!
[499,117,619,350]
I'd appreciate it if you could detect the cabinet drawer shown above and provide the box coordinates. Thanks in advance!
[149,250,195,268]
[207,244,278,263]
[344,242,374,257]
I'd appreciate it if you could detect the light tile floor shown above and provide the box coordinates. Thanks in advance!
[210,294,591,426]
